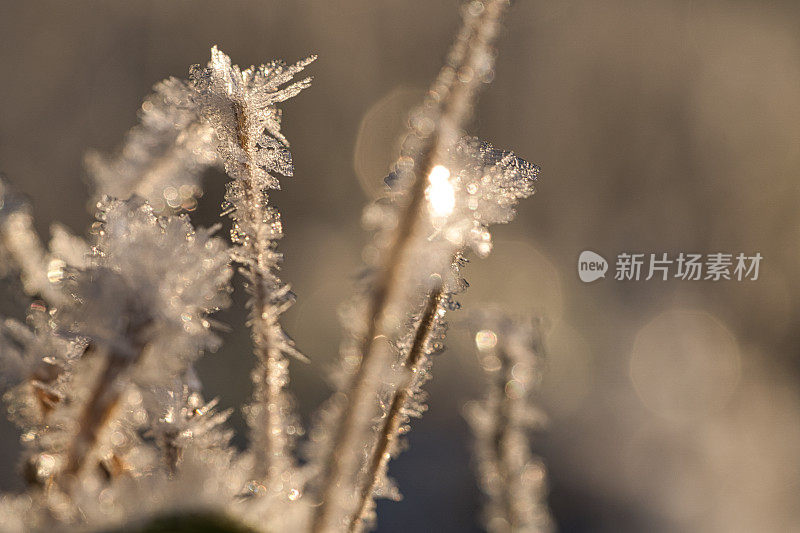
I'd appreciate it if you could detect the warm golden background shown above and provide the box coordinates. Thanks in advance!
[2,1,799,531]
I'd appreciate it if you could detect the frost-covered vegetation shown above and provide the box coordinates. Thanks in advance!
[0,1,550,531]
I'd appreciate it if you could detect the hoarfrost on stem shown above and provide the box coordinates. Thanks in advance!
[189,46,315,497]
[343,137,539,532]
[190,46,315,188]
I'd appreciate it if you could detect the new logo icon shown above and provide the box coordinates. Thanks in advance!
[578,251,608,282]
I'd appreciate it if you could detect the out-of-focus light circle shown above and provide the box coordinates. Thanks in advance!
[630,309,740,422]
[475,329,498,351]
[353,86,426,198]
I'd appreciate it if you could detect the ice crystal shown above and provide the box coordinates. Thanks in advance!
[142,372,234,475]
[40,198,233,494]
[1,309,87,479]
[85,77,217,212]
[384,135,539,259]
[466,310,553,533]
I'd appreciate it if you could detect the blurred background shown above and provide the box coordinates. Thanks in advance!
[2,1,800,531]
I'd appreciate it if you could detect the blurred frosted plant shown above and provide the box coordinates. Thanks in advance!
[1,309,87,487]
[53,198,232,480]
[61,198,231,366]
[0,196,235,529]
[0,179,65,305]
[466,310,553,533]
[189,46,315,497]
[85,78,218,213]
[0,2,548,531]
[0,177,92,308]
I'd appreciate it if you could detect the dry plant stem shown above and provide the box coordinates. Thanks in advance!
[62,345,142,480]
[312,1,509,530]
[347,285,443,533]
[232,102,287,483]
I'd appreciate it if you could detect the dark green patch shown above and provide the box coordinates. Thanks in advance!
[104,511,258,533]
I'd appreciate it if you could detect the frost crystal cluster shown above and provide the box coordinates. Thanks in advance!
[0,1,551,532]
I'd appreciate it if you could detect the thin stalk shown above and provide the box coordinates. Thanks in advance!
[232,102,290,484]
[312,2,510,530]
[347,285,443,533]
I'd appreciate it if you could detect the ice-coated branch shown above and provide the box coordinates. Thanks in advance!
[189,46,314,495]
[85,77,218,212]
[310,2,517,531]
[466,311,552,533]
